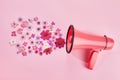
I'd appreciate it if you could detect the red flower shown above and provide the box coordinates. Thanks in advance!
[55,38,65,48]
[40,30,51,40]
[43,47,52,55]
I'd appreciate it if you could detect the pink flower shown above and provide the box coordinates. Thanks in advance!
[43,47,52,55]
[21,21,29,28]
[22,51,27,56]
[32,46,38,51]
[55,38,65,48]
[17,28,23,34]
[23,42,28,46]
[34,17,38,21]
[11,31,16,36]
[40,30,51,40]
[11,22,18,28]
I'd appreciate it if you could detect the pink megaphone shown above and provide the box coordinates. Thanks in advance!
[66,25,114,70]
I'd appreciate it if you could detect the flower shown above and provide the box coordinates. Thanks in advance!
[11,22,18,28]
[17,28,23,34]
[28,18,33,23]
[17,46,25,54]
[34,17,38,21]
[36,35,40,40]
[43,47,52,55]
[51,21,55,25]
[16,44,20,48]
[55,38,65,48]
[39,52,43,56]
[20,35,25,40]
[21,21,29,28]
[32,46,38,50]
[37,22,40,25]
[43,21,47,25]
[30,41,34,45]
[47,40,53,46]
[18,18,23,22]
[26,32,29,35]
[31,34,35,38]
[22,51,27,56]
[36,27,41,31]
[28,50,32,53]
[40,30,51,40]
[11,31,16,36]
[9,39,17,45]
[28,26,32,30]
[23,42,28,46]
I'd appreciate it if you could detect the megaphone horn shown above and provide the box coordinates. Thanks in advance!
[66,25,114,70]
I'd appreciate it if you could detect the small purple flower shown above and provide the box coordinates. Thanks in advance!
[38,47,42,52]
[18,18,23,22]
[31,34,35,38]
[47,40,53,46]
[51,21,55,25]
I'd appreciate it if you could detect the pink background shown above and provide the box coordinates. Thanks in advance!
[0,0,120,80]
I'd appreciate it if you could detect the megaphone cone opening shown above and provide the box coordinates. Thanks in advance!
[66,25,74,53]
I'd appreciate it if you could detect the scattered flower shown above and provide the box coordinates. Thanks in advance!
[23,42,28,46]
[16,44,20,48]
[18,18,23,22]
[9,17,65,56]
[21,21,29,28]
[34,17,38,21]
[51,21,55,25]
[30,41,34,45]
[11,31,16,36]
[39,52,43,56]
[32,46,37,50]
[9,39,16,45]
[37,21,40,25]
[43,26,46,29]
[28,26,32,30]
[43,21,47,25]
[11,22,18,28]
[17,28,23,34]
[28,50,32,53]
[55,38,65,48]
[36,27,41,31]
[31,34,35,38]
[43,47,52,55]
[28,18,33,23]
[22,51,27,56]
[40,30,51,40]
[21,35,25,40]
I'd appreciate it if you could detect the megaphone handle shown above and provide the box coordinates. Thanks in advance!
[88,50,99,70]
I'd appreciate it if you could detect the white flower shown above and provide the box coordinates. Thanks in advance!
[9,39,17,45]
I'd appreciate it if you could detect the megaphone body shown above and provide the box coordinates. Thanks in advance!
[66,25,114,70]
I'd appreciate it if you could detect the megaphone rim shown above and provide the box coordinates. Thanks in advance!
[66,25,74,53]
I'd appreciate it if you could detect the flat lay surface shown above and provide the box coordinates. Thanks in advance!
[0,0,120,80]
